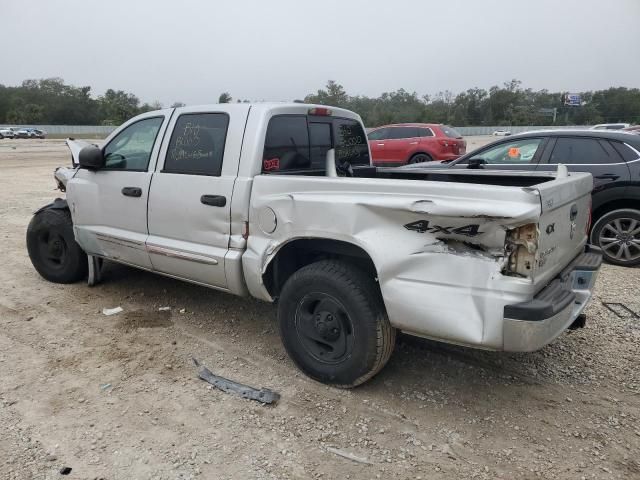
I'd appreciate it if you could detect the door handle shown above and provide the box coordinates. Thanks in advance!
[595,173,619,180]
[121,187,142,197]
[200,194,227,207]
[376,143,385,146]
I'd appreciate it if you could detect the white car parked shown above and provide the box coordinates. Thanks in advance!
[0,127,16,139]
[492,129,512,136]
[590,123,631,130]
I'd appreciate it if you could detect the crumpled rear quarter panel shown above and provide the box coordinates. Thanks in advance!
[244,175,544,349]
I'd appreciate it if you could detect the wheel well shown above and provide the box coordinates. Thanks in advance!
[592,199,640,224]
[410,152,433,161]
[263,239,378,298]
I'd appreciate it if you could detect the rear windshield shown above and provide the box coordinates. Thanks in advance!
[440,125,462,138]
[263,115,370,173]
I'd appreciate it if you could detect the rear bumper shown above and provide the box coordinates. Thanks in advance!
[502,245,602,352]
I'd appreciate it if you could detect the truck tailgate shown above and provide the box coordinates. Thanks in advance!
[530,171,593,284]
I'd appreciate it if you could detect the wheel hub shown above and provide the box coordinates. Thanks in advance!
[599,217,640,262]
[315,312,341,341]
[295,293,354,364]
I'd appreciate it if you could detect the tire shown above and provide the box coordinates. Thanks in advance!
[26,207,88,283]
[409,153,433,164]
[590,208,640,267]
[278,260,395,388]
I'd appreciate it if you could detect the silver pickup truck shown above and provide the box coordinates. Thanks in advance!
[27,103,602,387]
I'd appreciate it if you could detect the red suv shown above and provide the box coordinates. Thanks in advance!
[367,123,466,166]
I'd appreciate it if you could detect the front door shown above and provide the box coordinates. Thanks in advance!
[146,105,249,289]
[68,113,170,269]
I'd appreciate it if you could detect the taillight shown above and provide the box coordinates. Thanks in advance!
[504,223,539,277]
[438,139,452,152]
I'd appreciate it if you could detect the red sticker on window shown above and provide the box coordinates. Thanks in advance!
[263,158,280,171]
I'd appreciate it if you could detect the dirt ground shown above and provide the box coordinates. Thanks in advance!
[0,138,639,480]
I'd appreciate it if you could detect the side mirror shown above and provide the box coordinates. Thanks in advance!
[78,145,105,169]
[467,158,486,169]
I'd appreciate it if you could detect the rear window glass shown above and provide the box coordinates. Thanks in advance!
[334,118,370,166]
[309,122,332,168]
[418,128,434,137]
[263,116,310,171]
[440,125,462,138]
[263,116,370,173]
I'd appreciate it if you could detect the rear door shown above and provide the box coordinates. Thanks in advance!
[68,112,171,268]
[536,136,631,212]
[146,105,250,289]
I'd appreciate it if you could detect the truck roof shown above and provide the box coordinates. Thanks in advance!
[153,102,362,121]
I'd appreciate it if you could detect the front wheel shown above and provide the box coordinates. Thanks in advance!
[590,208,640,267]
[26,207,88,283]
[278,260,395,388]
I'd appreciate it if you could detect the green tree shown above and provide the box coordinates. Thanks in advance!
[304,80,348,107]
[98,89,141,124]
[218,92,232,103]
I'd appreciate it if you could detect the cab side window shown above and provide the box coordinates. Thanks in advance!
[549,137,615,165]
[467,138,543,164]
[163,113,229,176]
[103,117,164,171]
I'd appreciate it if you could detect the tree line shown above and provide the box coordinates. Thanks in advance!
[0,77,638,127]
[303,80,640,127]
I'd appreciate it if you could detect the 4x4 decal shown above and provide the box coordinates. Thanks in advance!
[404,220,482,237]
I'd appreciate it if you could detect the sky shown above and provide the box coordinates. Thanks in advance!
[1,0,639,106]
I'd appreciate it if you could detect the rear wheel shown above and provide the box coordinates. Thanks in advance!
[409,153,432,164]
[590,208,640,267]
[278,260,395,388]
[26,207,88,283]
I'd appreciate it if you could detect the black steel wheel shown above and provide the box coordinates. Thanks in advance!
[26,207,88,283]
[294,292,355,364]
[591,208,640,267]
[278,260,395,387]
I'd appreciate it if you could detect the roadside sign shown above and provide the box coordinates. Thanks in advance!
[562,93,581,106]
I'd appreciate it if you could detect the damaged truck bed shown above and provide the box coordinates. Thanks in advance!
[27,103,601,387]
